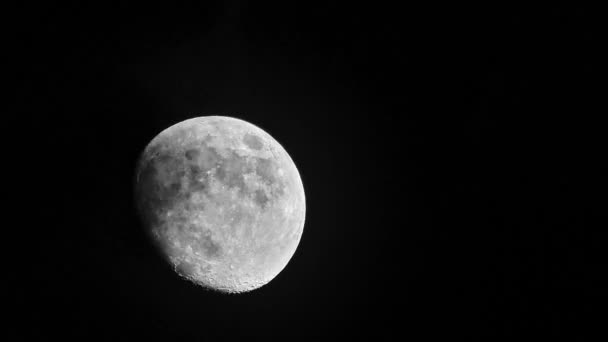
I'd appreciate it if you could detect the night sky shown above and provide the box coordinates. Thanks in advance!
[15,2,605,339]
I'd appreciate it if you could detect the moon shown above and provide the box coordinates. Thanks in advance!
[134,116,306,293]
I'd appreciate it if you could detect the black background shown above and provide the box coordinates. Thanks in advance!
[14,1,605,339]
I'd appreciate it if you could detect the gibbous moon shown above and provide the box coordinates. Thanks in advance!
[134,116,306,293]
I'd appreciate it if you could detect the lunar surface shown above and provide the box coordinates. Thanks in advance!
[134,116,306,293]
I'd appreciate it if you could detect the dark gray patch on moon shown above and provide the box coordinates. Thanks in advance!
[243,133,263,150]
[196,229,222,259]
[198,145,220,170]
[184,148,200,161]
[255,158,277,184]
[187,163,207,193]
[254,189,270,208]
[176,260,197,277]
[215,150,251,193]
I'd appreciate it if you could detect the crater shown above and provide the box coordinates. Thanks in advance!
[187,164,207,193]
[154,153,185,188]
[184,149,200,161]
[216,151,252,192]
[198,145,220,170]
[256,158,277,185]
[184,144,221,170]
[243,133,263,150]
[254,189,270,208]
[195,229,222,259]
[166,178,183,198]
[143,142,166,160]
[176,259,196,277]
